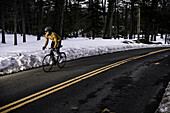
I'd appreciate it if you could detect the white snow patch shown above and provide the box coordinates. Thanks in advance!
[0,33,170,75]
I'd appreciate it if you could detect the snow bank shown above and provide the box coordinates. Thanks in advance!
[0,34,170,75]
[156,82,170,113]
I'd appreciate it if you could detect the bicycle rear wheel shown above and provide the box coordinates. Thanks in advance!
[42,54,54,72]
[57,52,66,68]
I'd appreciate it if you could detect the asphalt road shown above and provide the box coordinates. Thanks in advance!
[0,47,170,113]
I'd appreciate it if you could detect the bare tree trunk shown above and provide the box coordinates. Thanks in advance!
[18,22,22,35]
[54,0,65,36]
[14,1,17,45]
[152,0,158,42]
[103,0,115,39]
[113,1,117,39]
[1,0,6,44]
[154,27,158,41]
[114,0,120,39]
[124,4,128,39]
[55,0,65,48]
[129,0,135,39]
[22,0,26,42]
[102,0,107,37]
[109,7,114,39]
[37,0,43,41]
[151,33,154,41]
[89,0,95,39]
[137,6,140,39]
[165,34,167,44]
[145,17,151,42]
[161,32,163,39]
[102,0,107,22]
[117,10,119,39]
[60,0,65,37]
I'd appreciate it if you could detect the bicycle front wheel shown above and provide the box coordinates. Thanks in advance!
[57,52,66,68]
[42,54,54,72]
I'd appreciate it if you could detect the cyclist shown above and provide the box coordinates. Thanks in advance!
[42,27,61,55]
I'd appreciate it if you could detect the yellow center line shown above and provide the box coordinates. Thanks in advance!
[1,61,126,113]
[0,58,129,112]
[1,48,170,113]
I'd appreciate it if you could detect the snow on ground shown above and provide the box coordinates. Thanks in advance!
[0,33,170,75]
[156,82,170,113]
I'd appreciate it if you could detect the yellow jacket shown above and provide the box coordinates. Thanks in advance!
[44,32,61,48]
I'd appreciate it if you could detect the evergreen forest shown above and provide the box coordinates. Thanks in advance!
[0,0,170,45]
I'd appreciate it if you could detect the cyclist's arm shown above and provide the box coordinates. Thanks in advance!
[57,35,61,42]
[53,38,57,48]
[44,36,49,47]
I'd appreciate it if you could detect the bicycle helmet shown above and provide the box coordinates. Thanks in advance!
[45,27,52,33]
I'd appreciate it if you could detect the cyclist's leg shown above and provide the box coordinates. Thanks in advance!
[56,43,61,55]
[51,41,55,48]
[56,48,61,55]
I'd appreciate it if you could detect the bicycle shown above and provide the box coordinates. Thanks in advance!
[42,48,66,72]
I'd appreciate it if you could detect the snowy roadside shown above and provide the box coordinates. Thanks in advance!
[0,35,170,75]
[156,82,170,113]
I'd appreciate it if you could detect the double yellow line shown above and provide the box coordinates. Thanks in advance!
[0,48,170,113]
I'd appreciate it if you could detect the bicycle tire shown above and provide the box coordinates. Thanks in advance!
[57,52,66,68]
[42,54,54,72]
